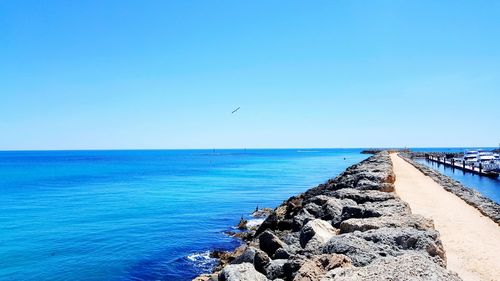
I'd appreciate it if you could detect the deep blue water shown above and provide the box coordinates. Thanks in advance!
[0,149,368,281]
[416,158,500,204]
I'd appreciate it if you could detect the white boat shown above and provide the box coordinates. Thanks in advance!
[474,150,500,172]
[477,150,496,163]
[463,150,478,164]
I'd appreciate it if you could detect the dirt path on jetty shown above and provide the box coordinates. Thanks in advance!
[390,154,500,281]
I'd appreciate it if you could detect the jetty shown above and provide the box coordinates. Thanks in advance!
[194,152,465,281]
[426,155,499,178]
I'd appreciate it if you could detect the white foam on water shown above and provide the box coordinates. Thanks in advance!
[246,218,265,228]
[187,251,211,262]
[187,250,218,272]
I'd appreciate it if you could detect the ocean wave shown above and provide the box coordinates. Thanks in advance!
[186,251,217,271]
[246,218,265,228]
[187,250,210,262]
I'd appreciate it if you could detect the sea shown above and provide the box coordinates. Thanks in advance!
[0,148,498,281]
[0,149,368,281]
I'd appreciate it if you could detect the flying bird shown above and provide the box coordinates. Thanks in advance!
[231,107,240,114]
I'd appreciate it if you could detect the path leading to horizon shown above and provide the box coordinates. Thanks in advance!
[390,154,500,281]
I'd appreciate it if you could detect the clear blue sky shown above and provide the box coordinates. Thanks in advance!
[1,1,499,150]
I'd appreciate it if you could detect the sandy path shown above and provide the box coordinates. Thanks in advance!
[390,154,500,281]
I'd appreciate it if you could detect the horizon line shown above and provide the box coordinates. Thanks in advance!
[0,146,497,152]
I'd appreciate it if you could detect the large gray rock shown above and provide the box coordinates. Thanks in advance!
[264,259,287,280]
[231,246,257,264]
[324,227,446,267]
[303,196,357,225]
[253,247,271,273]
[339,215,434,233]
[339,199,411,222]
[328,253,462,281]
[259,230,287,256]
[273,247,291,259]
[219,263,268,281]
[292,209,316,231]
[357,227,446,264]
[361,199,411,217]
[323,234,393,266]
[324,198,357,225]
[355,177,395,192]
[329,188,396,204]
[300,219,337,248]
[304,202,323,218]
[283,257,307,280]
[281,231,300,247]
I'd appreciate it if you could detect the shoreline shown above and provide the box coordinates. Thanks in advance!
[195,152,464,281]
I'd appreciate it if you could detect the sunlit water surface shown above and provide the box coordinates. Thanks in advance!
[0,149,368,281]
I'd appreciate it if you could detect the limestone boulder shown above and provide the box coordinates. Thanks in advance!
[339,215,434,233]
[328,253,461,281]
[323,234,394,266]
[329,188,396,204]
[219,263,268,281]
[357,227,446,264]
[300,219,337,248]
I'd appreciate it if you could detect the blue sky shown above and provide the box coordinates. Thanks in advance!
[1,0,499,150]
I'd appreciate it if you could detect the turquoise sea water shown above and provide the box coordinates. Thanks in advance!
[0,149,368,281]
[2,148,498,280]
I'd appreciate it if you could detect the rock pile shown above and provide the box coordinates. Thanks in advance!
[195,152,462,281]
[360,149,411,155]
[403,151,463,159]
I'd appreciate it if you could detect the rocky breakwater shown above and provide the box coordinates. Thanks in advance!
[403,151,463,159]
[195,152,461,281]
